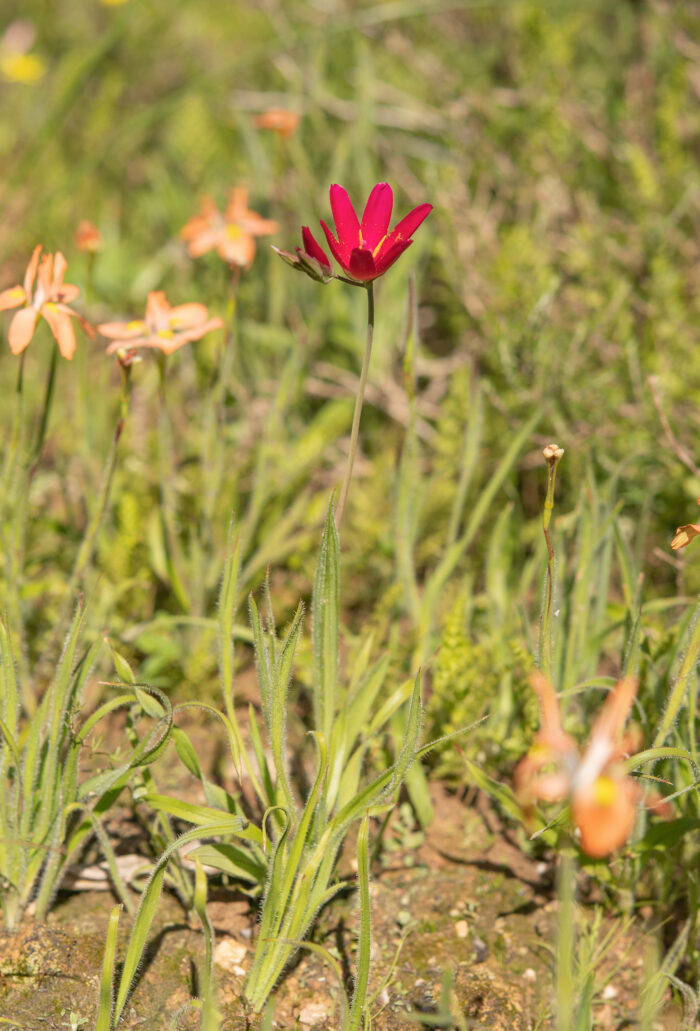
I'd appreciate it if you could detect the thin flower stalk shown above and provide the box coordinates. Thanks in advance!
[336,282,374,527]
[540,444,565,681]
[276,183,432,526]
[201,269,241,532]
[68,355,134,592]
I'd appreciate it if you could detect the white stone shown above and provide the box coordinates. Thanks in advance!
[298,1000,329,1026]
[213,938,248,970]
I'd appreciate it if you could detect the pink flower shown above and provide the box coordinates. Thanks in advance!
[0,245,90,358]
[319,183,432,283]
[99,291,223,356]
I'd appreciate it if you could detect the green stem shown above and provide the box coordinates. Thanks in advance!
[2,352,26,493]
[68,385,129,592]
[30,342,58,476]
[556,846,576,1031]
[203,271,239,527]
[336,281,374,527]
[348,812,371,1031]
[540,445,564,681]
[157,358,192,612]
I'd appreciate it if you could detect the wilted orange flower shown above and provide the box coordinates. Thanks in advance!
[515,673,644,858]
[253,108,301,138]
[98,291,223,356]
[180,188,278,268]
[74,220,102,253]
[671,499,700,551]
[0,245,90,359]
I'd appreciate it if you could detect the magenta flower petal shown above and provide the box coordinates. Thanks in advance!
[375,238,413,276]
[329,184,360,245]
[347,248,377,282]
[320,220,349,267]
[286,183,432,284]
[360,183,393,250]
[301,226,332,271]
[384,203,434,249]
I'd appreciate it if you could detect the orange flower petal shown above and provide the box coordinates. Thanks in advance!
[36,252,53,300]
[530,672,577,754]
[98,319,147,339]
[185,227,226,257]
[75,220,101,252]
[8,306,38,354]
[41,304,77,359]
[0,285,27,311]
[217,232,256,267]
[51,251,68,293]
[590,677,637,749]
[168,302,210,330]
[572,774,639,858]
[145,291,171,328]
[23,244,42,296]
[253,108,301,137]
[671,522,700,550]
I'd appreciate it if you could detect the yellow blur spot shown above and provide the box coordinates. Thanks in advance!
[0,53,45,83]
[592,775,617,808]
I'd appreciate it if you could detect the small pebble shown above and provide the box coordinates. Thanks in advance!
[455,920,468,939]
[298,1000,329,1026]
[213,938,247,970]
[602,984,618,1000]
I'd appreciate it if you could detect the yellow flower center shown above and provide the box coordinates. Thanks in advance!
[592,775,618,808]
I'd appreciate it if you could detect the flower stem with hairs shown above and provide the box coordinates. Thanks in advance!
[336,282,374,527]
[540,444,564,681]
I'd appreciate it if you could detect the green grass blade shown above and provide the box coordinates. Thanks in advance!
[95,904,121,1031]
[312,497,340,748]
[349,811,371,1031]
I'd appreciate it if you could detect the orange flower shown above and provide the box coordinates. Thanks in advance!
[671,499,700,550]
[0,245,89,359]
[74,220,102,253]
[98,291,223,356]
[515,673,644,858]
[180,188,278,268]
[253,108,301,138]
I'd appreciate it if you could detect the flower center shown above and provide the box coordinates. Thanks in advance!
[592,775,618,808]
